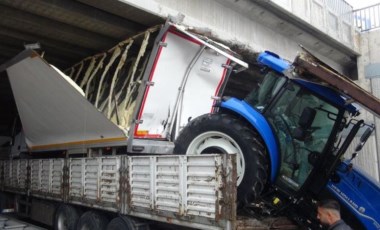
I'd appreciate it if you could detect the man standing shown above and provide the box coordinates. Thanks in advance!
[317,199,352,230]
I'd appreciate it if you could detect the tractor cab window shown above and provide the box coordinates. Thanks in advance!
[245,71,287,111]
[265,82,339,193]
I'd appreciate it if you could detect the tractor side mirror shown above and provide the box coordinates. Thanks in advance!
[293,107,316,141]
[355,126,374,152]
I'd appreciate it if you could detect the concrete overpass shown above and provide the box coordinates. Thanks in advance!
[0,0,359,74]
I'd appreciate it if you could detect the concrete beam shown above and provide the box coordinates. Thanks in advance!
[0,27,94,60]
[0,4,117,50]
[0,0,145,39]
[78,0,165,26]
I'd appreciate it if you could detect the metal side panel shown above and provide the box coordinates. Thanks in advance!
[185,156,223,219]
[69,158,83,198]
[17,160,28,192]
[2,160,28,194]
[127,154,235,229]
[99,157,121,204]
[30,159,64,200]
[155,156,181,213]
[30,160,41,193]
[51,159,64,195]
[133,27,242,141]
[3,50,127,152]
[10,161,17,188]
[0,161,3,189]
[3,161,11,188]
[68,156,121,211]
[128,156,152,209]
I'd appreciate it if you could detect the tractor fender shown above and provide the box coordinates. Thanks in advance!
[221,98,279,182]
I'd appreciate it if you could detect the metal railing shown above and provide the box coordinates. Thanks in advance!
[326,0,354,23]
[354,3,380,31]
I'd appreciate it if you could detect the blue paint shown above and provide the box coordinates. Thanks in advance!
[257,51,291,73]
[327,161,380,229]
[221,98,279,182]
[294,79,359,115]
[256,51,359,115]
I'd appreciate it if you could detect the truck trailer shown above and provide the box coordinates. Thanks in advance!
[0,20,380,229]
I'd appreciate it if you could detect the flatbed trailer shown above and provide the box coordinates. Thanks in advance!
[0,154,296,229]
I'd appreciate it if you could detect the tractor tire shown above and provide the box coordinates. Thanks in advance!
[174,113,268,206]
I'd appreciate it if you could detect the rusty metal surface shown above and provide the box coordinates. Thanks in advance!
[127,155,224,219]
[29,159,64,199]
[0,154,240,229]
[294,52,380,118]
[68,156,121,211]
[219,154,237,222]
[2,159,28,194]
[125,154,233,229]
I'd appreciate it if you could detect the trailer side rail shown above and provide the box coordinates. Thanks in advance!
[0,154,236,230]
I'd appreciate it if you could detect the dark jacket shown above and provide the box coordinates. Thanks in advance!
[328,220,352,230]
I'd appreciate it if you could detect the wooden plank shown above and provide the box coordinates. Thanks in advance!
[294,52,380,118]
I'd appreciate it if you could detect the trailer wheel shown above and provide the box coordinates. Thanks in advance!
[76,211,108,230]
[54,204,79,230]
[174,113,268,206]
[107,216,148,230]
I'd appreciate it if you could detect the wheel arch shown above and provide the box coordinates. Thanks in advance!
[220,98,279,182]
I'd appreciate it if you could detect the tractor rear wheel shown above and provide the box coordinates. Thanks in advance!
[174,113,268,206]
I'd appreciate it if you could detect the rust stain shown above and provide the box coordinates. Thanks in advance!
[166,217,173,224]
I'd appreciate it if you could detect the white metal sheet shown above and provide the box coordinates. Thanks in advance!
[170,23,248,69]
[4,51,127,151]
[135,31,199,139]
[155,156,181,213]
[3,160,28,191]
[29,159,64,196]
[129,157,152,209]
[30,160,40,192]
[179,48,229,131]
[128,155,223,219]
[69,157,121,206]
[135,31,230,139]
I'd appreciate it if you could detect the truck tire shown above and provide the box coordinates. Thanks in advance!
[76,211,108,230]
[106,216,148,230]
[54,204,79,230]
[174,113,268,206]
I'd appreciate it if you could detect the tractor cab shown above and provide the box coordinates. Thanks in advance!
[248,53,355,191]
[244,51,373,214]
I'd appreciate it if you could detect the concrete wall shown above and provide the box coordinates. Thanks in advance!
[271,0,355,48]
[123,0,358,75]
[346,29,380,181]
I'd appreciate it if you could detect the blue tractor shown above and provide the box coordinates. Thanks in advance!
[174,51,380,229]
